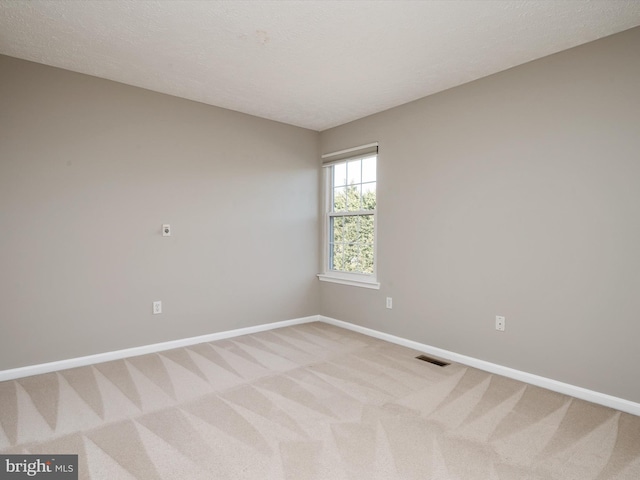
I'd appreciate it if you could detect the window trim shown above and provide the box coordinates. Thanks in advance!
[318,149,379,289]
[317,272,380,289]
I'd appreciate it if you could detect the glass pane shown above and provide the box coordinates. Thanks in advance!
[330,243,344,271]
[333,186,346,212]
[361,244,374,274]
[333,163,347,187]
[331,216,344,243]
[356,215,363,243]
[347,159,362,185]
[362,155,376,183]
[343,215,358,243]
[360,215,374,244]
[344,243,359,272]
[346,184,361,211]
[362,182,376,209]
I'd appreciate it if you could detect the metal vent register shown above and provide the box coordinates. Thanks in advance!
[415,354,450,367]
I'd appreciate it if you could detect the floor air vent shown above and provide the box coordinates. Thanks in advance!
[415,355,450,367]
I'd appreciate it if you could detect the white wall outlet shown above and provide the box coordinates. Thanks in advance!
[495,315,505,331]
[386,297,393,309]
[162,224,171,236]
[153,301,162,314]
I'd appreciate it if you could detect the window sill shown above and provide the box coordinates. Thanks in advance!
[317,273,380,290]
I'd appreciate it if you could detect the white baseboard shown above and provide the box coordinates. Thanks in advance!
[319,315,640,417]
[3,313,638,417]
[0,315,319,382]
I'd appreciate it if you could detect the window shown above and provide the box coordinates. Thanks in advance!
[318,144,379,289]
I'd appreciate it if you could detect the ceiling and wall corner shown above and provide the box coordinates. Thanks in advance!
[0,0,639,131]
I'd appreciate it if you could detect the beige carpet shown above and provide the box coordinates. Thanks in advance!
[0,322,639,479]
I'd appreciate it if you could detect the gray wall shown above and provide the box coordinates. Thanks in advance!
[319,27,640,403]
[0,55,319,369]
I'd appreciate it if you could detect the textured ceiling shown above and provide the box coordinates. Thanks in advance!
[1,1,639,131]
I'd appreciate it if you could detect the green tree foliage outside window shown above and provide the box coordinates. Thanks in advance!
[330,158,376,274]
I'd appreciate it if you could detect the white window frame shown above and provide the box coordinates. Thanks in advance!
[318,145,380,289]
